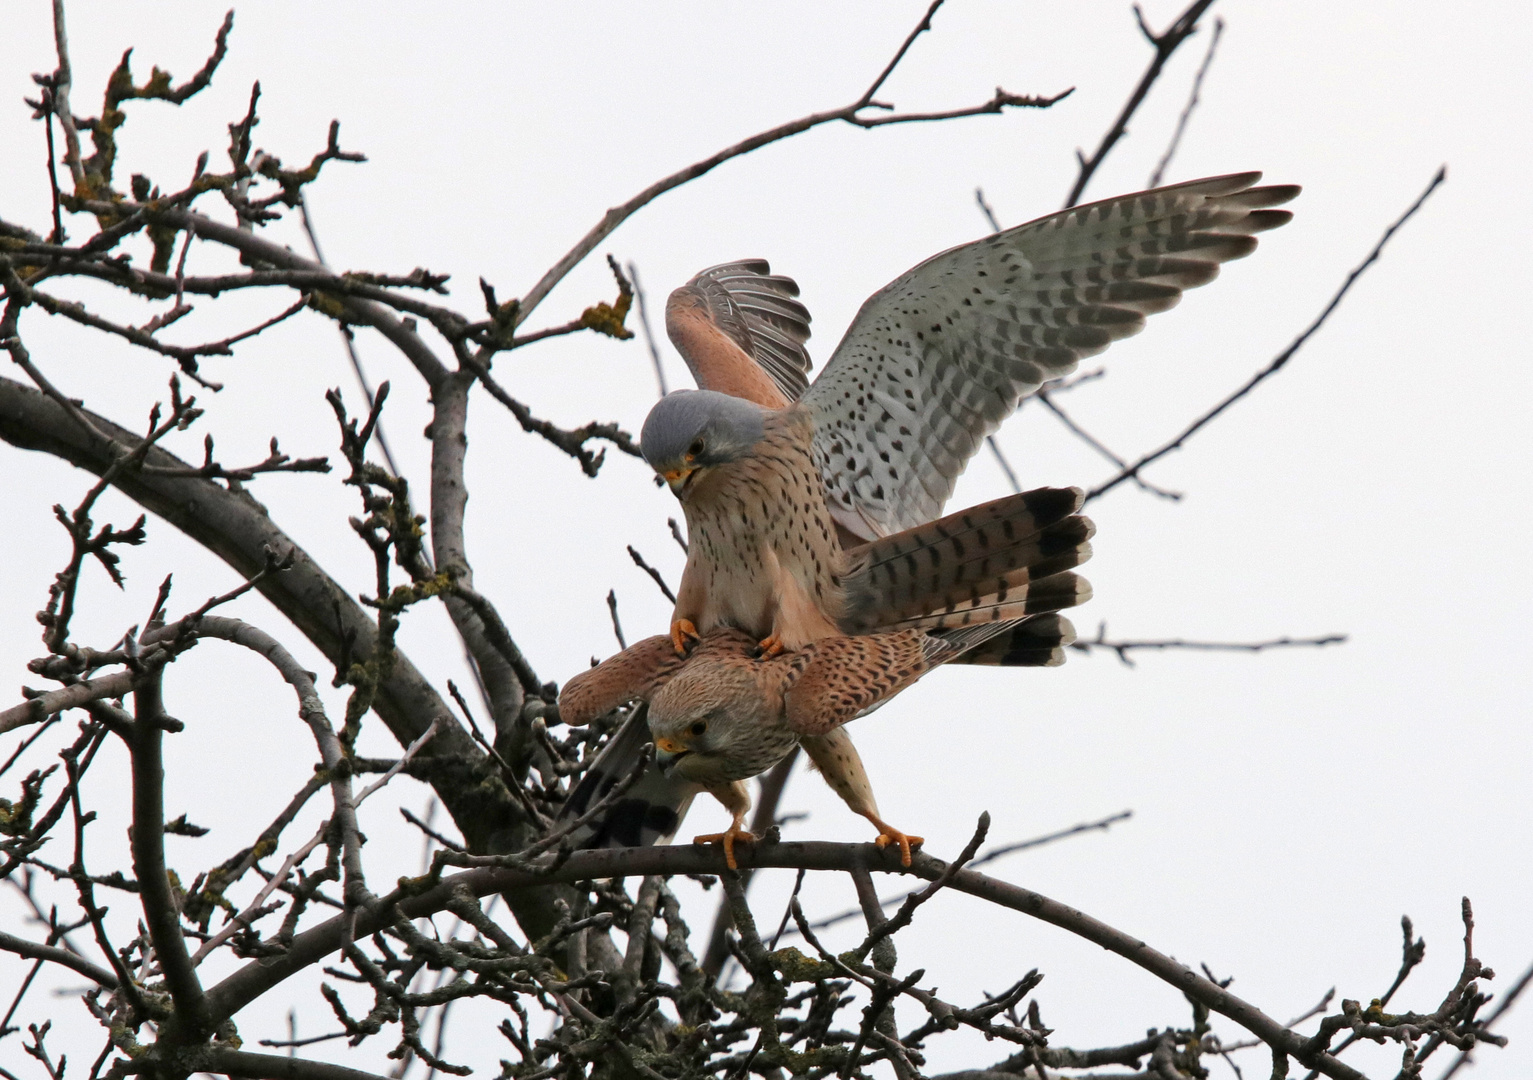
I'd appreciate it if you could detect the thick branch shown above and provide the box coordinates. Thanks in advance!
[203,841,1362,1079]
[0,376,504,834]
[173,1048,392,1080]
[128,669,208,1034]
[428,370,528,739]
[0,929,118,988]
[2,671,134,735]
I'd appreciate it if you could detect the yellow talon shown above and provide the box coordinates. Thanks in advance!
[693,826,758,870]
[870,820,923,868]
[671,618,700,655]
[756,634,785,659]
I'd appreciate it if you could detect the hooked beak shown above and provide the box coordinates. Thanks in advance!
[654,736,690,774]
[662,464,698,497]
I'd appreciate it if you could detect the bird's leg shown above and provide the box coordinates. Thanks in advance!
[799,728,923,867]
[692,779,756,870]
[755,633,786,658]
[670,617,700,655]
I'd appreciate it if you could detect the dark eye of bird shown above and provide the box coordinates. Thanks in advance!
[688,439,705,457]
[690,721,707,737]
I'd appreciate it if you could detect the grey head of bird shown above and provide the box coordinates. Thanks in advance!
[648,661,797,785]
[640,389,768,498]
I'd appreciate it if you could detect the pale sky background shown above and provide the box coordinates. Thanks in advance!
[1,2,1530,1077]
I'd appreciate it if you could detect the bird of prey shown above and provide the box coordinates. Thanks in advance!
[560,489,1091,862]
[642,172,1298,656]
[561,614,1076,868]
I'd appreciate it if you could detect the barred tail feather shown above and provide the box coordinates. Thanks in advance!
[838,487,1093,632]
[876,571,1092,631]
[947,613,1077,667]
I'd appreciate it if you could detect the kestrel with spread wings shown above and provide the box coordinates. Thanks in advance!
[557,171,1298,858]
[642,172,1298,655]
[562,614,1077,868]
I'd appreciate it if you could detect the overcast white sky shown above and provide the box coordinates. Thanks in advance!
[2,2,1530,1077]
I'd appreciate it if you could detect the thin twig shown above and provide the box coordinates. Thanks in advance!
[1064,0,1217,208]
[1037,390,1181,501]
[1086,167,1447,504]
[626,261,669,396]
[299,193,403,477]
[1435,957,1533,1080]
[626,545,677,604]
[514,0,1068,326]
[1148,16,1225,187]
[605,589,627,650]
[667,518,689,555]
[1070,623,1347,668]
[986,435,1022,494]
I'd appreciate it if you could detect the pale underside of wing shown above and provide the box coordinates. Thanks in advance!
[672,260,814,404]
[802,172,1301,540]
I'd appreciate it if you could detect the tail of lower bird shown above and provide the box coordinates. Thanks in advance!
[556,704,699,849]
[944,611,1077,667]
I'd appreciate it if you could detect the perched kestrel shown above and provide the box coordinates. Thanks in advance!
[643,172,1298,655]
[561,615,1076,867]
[559,491,1091,861]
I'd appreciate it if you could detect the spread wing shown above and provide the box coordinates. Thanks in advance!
[801,172,1300,539]
[667,261,814,405]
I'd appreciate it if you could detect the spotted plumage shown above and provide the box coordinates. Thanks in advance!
[648,173,1297,652]
[802,172,1300,539]
[562,618,1056,865]
[656,401,844,651]
[574,171,1298,855]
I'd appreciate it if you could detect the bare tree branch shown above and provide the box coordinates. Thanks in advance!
[200,839,1373,1080]
[514,0,1070,326]
[1070,624,1347,667]
[1086,167,1446,504]
[1148,16,1225,187]
[1064,0,1217,208]
[0,929,118,988]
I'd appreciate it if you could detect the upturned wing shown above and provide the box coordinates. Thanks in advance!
[667,260,814,406]
[558,634,688,728]
[801,172,1300,539]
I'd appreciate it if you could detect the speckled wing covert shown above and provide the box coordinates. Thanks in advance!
[801,172,1300,540]
[674,261,814,403]
[780,621,1012,736]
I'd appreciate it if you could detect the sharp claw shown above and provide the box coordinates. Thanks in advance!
[874,829,924,868]
[693,827,758,870]
[671,618,700,656]
[756,634,785,659]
